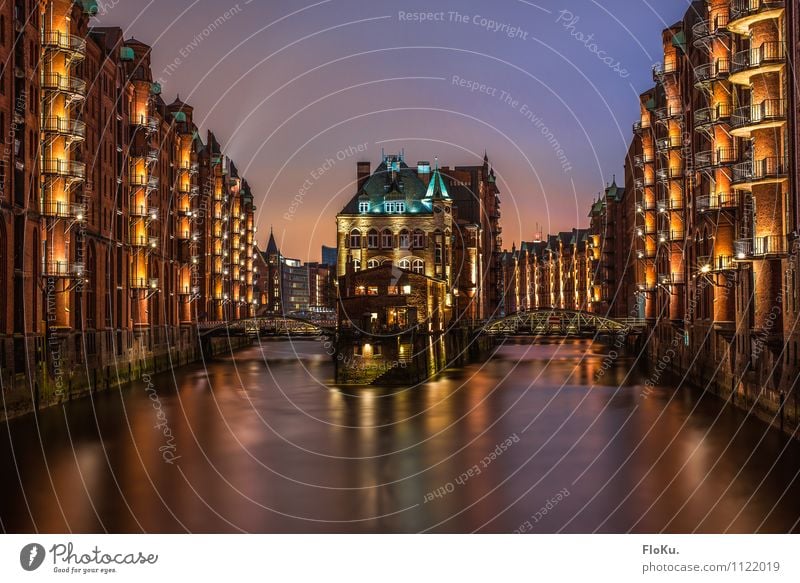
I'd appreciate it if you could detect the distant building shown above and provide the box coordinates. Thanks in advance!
[321,245,337,267]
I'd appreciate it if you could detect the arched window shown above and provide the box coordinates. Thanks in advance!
[398,258,411,270]
[349,229,361,248]
[412,259,425,274]
[367,229,378,249]
[353,259,361,271]
[367,259,381,268]
[381,229,393,249]
[412,229,425,248]
[398,229,410,249]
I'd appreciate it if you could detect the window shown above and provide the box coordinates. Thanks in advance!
[412,230,425,248]
[358,201,369,213]
[353,259,361,271]
[355,285,366,296]
[399,229,410,249]
[401,285,412,295]
[367,286,379,295]
[385,201,406,213]
[398,258,411,270]
[349,229,361,248]
[388,285,399,295]
[367,259,381,268]
[367,229,378,248]
[412,259,424,274]
[381,229,393,248]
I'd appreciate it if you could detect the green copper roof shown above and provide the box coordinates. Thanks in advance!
[172,111,187,122]
[671,31,687,53]
[120,46,134,61]
[150,82,162,95]
[645,97,656,111]
[424,164,450,200]
[80,0,98,16]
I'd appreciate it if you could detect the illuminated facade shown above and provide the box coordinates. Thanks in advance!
[0,2,259,420]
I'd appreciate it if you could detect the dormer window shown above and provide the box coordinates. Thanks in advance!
[358,201,369,213]
[385,202,406,214]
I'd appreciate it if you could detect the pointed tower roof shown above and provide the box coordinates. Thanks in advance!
[425,158,450,200]
[265,227,279,255]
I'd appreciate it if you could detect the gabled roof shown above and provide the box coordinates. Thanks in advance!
[339,153,433,215]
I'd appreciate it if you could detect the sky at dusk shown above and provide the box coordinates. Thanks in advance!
[92,0,695,261]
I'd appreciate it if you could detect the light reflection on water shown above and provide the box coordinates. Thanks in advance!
[1,338,798,533]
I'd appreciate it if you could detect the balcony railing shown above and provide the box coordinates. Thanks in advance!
[654,106,682,122]
[41,116,87,140]
[634,154,654,167]
[656,198,684,212]
[130,277,160,290]
[658,229,685,243]
[632,120,651,134]
[656,167,684,182]
[130,235,159,249]
[731,0,785,21]
[731,42,785,75]
[41,200,86,220]
[41,73,87,97]
[129,174,159,190]
[43,260,85,278]
[656,136,682,152]
[694,104,732,129]
[692,14,729,45]
[42,31,87,56]
[695,148,737,169]
[653,61,680,83]
[634,176,655,189]
[697,192,739,212]
[132,115,159,132]
[42,158,86,179]
[693,59,730,85]
[130,147,160,163]
[699,255,736,272]
[735,235,787,259]
[658,272,686,285]
[732,157,788,184]
[731,99,786,131]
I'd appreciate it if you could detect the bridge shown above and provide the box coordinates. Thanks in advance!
[198,315,336,338]
[482,309,645,337]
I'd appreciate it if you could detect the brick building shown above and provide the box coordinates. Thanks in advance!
[0,1,259,419]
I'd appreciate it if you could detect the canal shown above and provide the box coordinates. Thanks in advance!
[1,338,799,533]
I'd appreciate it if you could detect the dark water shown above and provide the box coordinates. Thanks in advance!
[1,338,799,533]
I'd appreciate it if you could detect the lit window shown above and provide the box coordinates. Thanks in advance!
[412,230,425,248]
[381,229,393,248]
[388,285,399,295]
[367,286,379,295]
[412,259,424,274]
[359,201,369,213]
[401,285,412,295]
[355,285,366,296]
[367,259,380,268]
[349,229,361,248]
[353,259,361,271]
[367,229,378,248]
[399,229,410,249]
[398,258,411,270]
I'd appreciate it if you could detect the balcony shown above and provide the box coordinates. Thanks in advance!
[730,42,785,85]
[42,31,87,58]
[41,73,87,99]
[42,158,86,180]
[130,235,159,249]
[656,167,684,183]
[131,147,160,164]
[43,260,85,278]
[632,120,651,135]
[693,59,731,88]
[697,192,739,212]
[730,99,786,136]
[130,277,160,290]
[41,116,87,141]
[179,230,200,241]
[132,115,159,133]
[129,174,159,191]
[734,235,787,259]
[695,148,737,170]
[634,176,655,189]
[130,205,159,221]
[729,0,785,34]
[657,229,685,244]
[634,154,655,168]
[654,106,682,123]
[732,156,788,188]
[658,272,686,285]
[652,61,680,84]
[692,14,729,46]
[656,197,684,212]
[41,200,87,220]
[694,103,732,131]
[699,255,737,272]
[656,136,682,153]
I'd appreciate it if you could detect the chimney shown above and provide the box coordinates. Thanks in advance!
[357,161,371,191]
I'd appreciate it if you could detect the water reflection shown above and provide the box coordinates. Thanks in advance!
[0,338,798,533]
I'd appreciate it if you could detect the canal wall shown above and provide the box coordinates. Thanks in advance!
[0,330,252,423]
[334,327,494,385]
[642,322,799,439]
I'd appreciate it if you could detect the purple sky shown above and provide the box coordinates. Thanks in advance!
[93,0,693,261]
